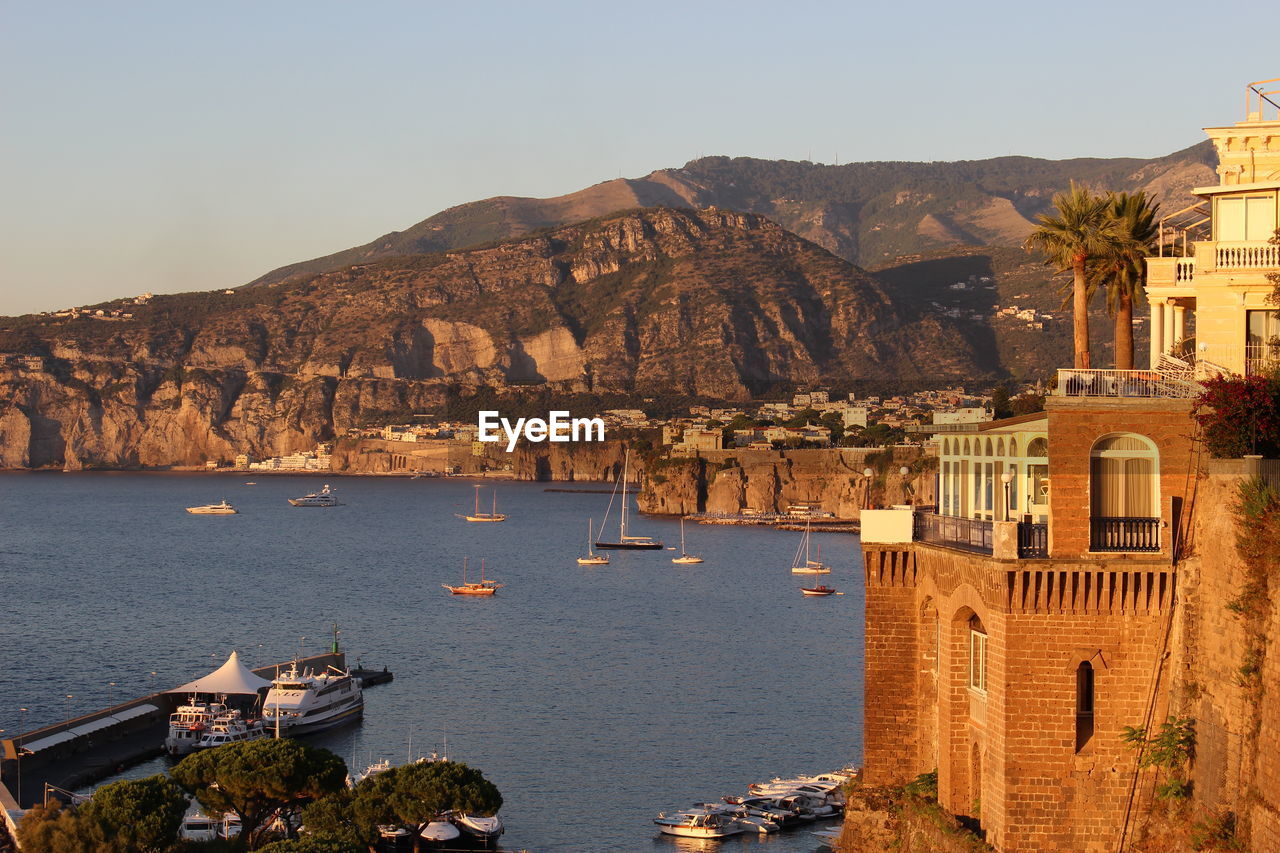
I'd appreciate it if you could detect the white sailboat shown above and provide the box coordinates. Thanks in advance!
[790,519,831,574]
[460,484,506,522]
[672,517,704,564]
[577,517,610,565]
[595,450,663,550]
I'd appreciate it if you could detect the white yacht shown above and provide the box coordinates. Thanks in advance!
[452,812,504,843]
[288,484,342,507]
[164,698,230,756]
[186,500,237,515]
[653,807,744,838]
[789,520,831,574]
[262,664,364,735]
[192,710,268,750]
[420,820,461,843]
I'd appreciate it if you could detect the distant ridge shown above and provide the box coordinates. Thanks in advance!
[246,141,1215,287]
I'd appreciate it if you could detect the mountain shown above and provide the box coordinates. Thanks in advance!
[0,208,988,469]
[248,141,1215,286]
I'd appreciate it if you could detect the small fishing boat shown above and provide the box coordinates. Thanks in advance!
[186,500,237,515]
[671,517,704,564]
[442,557,504,596]
[801,585,841,597]
[459,485,506,522]
[789,520,830,574]
[577,517,610,565]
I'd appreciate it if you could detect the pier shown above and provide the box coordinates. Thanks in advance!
[688,512,862,533]
[0,651,392,816]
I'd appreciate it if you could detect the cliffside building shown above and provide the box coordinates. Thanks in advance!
[857,88,1280,852]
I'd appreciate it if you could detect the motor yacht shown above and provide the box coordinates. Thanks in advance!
[186,500,237,515]
[262,663,364,735]
[288,484,342,507]
[420,819,461,843]
[452,812,504,843]
[653,807,744,838]
[164,698,230,756]
[192,710,269,750]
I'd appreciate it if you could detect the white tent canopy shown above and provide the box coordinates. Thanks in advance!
[167,650,272,695]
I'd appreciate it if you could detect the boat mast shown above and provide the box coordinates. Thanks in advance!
[620,451,629,538]
[492,490,497,517]
[474,485,480,517]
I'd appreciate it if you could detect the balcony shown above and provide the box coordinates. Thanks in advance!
[1090,517,1160,552]
[913,512,993,555]
[1055,369,1201,399]
[1017,522,1048,558]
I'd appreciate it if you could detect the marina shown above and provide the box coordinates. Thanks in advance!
[0,473,863,852]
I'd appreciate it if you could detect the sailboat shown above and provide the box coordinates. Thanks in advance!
[577,518,610,565]
[442,557,505,595]
[459,485,506,522]
[671,517,704,564]
[789,519,831,574]
[594,451,664,550]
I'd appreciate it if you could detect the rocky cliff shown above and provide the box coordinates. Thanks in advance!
[0,208,985,469]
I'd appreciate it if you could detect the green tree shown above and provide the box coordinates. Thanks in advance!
[256,838,362,853]
[78,775,188,853]
[1025,181,1117,369]
[311,760,502,853]
[172,739,348,850]
[17,801,105,853]
[1090,191,1159,370]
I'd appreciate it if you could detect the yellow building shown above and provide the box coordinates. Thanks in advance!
[1146,80,1280,375]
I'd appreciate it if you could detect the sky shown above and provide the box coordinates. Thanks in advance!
[0,0,1270,316]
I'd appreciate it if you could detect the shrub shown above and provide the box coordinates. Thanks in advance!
[1193,375,1280,457]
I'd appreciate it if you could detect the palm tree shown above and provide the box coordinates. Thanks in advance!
[1090,191,1159,370]
[1025,182,1115,369]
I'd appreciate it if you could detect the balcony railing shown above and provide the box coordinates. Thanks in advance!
[1090,517,1160,552]
[913,512,993,555]
[1017,522,1048,558]
[1214,240,1280,270]
[1056,369,1201,399]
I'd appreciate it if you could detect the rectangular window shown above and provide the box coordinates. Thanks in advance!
[1216,194,1277,241]
[969,630,988,692]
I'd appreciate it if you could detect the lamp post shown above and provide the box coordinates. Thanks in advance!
[1001,470,1015,522]
[900,465,913,506]
[863,467,874,510]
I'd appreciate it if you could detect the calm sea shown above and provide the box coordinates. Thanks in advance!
[0,473,864,852]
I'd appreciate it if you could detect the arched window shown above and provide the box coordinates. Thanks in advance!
[963,438,971,456]
[1075,661,1095,751]
[1090,434,1158,518]
[1027,437,1048,458]
[969,615,988,693]
[1008,438,1018,457]
[984,438,993,457]
[996,438,1006,457]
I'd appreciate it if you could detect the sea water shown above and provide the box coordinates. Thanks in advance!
[0,473,864,852]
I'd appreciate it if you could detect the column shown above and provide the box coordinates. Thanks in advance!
[1172,304,1187,350]
[1149,300,1165,368]
[1163,302,1176,356]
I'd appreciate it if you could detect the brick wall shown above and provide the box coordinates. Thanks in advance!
[863,545,924,785]
[1044,398,1197,560]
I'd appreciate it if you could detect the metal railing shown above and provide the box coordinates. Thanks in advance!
[913,512,993,555]
[1056,369,1201,399]
[1090,517,1161,552]
[1017,522,1048,558]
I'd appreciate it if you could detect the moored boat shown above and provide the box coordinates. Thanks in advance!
[192,710,269,750]
[596,450,664,550]
[653,807,744,838]
[452,812,504,843]
[801,585,840,596]
[186,500,237,515]
[459,484,506,522]
[671,517,704,564]
[164,698,230,756]
[262,663,364,735]
[577,517,610,565]
[442,557,504,596]
[789,520,830,574]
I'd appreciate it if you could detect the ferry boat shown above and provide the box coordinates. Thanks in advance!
[442,557,504,596]
[186,500,238,515]
[262,664,364,735]
[595,451,664,550]
[288,484,342,507]
[164,698,230,756]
